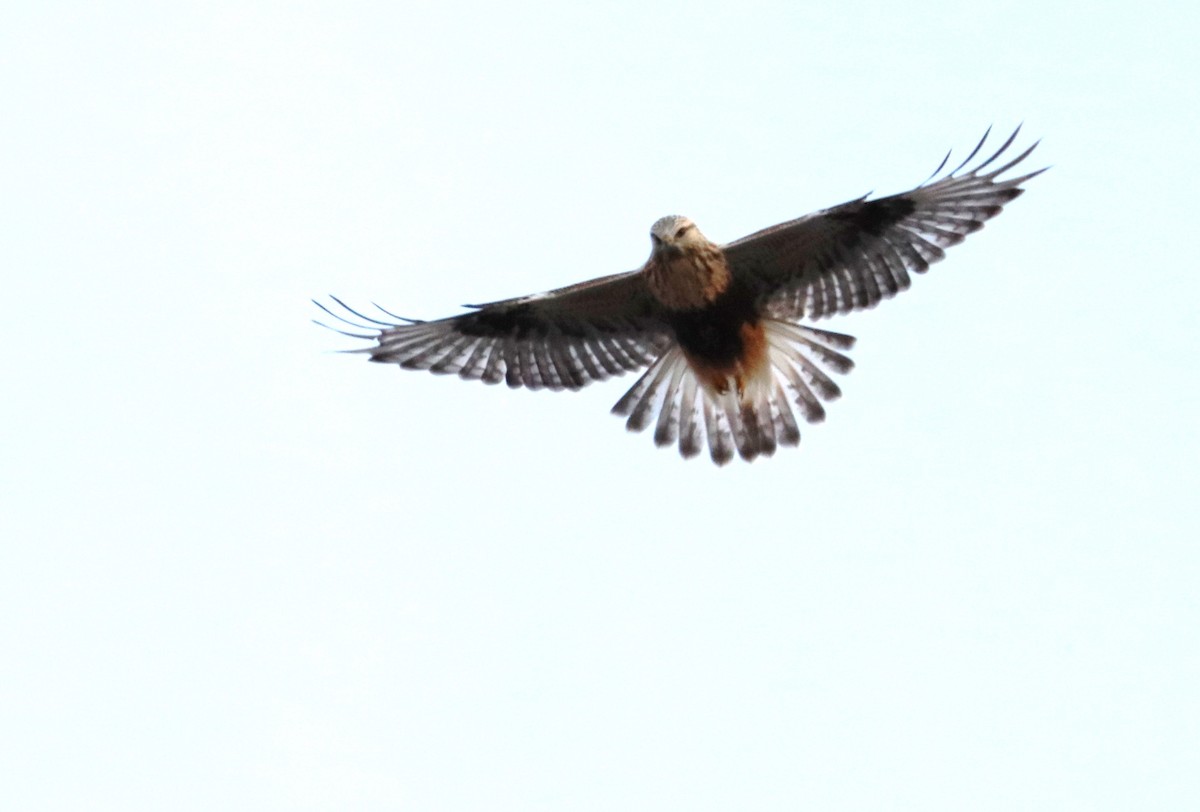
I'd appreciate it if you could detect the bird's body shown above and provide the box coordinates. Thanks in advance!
[317,128,1044,464]
[644,216,764,396]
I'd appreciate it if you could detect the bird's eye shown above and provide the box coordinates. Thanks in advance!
[675,225,691,238]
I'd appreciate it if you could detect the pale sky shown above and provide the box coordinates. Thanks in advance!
[3,1,1198,810]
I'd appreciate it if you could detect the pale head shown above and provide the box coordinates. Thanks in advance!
[649,215,709,255]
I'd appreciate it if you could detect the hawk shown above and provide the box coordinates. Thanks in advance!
[317,127,1043,465]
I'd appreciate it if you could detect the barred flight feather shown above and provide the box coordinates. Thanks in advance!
[612,320,855,465]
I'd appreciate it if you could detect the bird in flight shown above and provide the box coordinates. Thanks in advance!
[316,127,1043,465]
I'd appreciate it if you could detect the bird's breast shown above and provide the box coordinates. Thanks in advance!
[644,246,732,311]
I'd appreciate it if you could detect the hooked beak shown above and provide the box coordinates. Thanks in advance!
[651,235,682,257]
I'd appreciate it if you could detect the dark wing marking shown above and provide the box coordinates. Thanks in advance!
[315,270,672,391]
[722,127,1046,320]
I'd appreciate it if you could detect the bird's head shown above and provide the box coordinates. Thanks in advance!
[649,215,707,257]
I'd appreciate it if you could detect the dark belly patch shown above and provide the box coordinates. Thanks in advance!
[668,282,767,394]
[670,277,757,356]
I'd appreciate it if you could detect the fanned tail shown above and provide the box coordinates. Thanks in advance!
[612,319,855,465]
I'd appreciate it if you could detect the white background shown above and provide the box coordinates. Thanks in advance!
[3,1,1198,809]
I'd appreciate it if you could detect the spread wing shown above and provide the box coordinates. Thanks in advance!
[722,127,1046,321]
[315,270,672,391]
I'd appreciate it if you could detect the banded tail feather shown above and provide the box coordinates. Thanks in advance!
[612,321,855,465]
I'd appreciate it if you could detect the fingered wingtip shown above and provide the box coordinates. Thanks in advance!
[918,124,1046,188]
[313,296,425,332]
[311,318,377,340]
[371,301,422,324]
